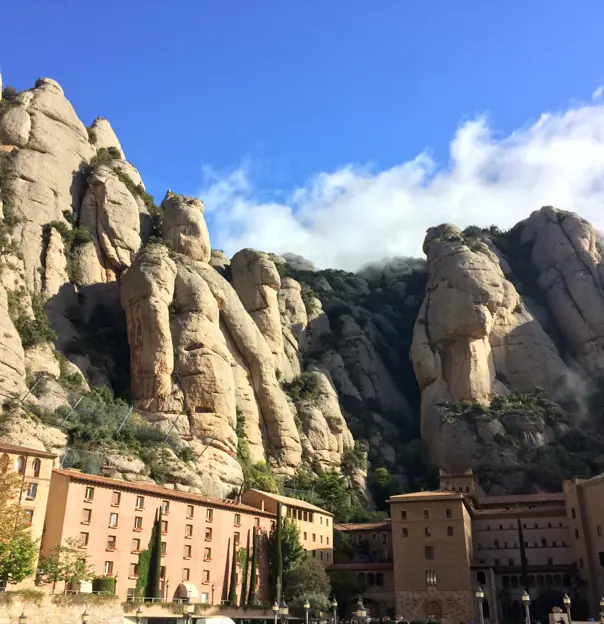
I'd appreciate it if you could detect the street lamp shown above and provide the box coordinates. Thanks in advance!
[522,591,531,624]
[280,599,289,624]
[304,599,311,624]
[476,586,485,624]
[18,613,27,624]
[184,600,195,624]
[81,608,89,624]
[211,583,216,605]
[273,601,280,624]
[135,606,143,624]
[357,598,367,623]
[563,593,572,624]
[600,597,604,624]
[331,597,338,624]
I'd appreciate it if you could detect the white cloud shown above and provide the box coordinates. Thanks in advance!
[199,101,604,271]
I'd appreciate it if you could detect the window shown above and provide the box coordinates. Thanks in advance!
[254,517,260,526]
[320,552,323,560]
[423,510,430,520]
[129,563,139,578]
[371,532,377,541]
[202,570,210,584]
[381,532,387,544]
[187,505,194,518]
[382,549,388,559]
[599,552,604,566]
[135,496,144,510]
[541,538,547,547]
[111,491,121,506]
[26,483,37,499]
[326,552,330,562]
[425,527,431,537]
[127,588,136,601]
[16,456,25,474]
[161,500,169,514]
[572,508,576,519]
[580,558,584,568]
[425,545,434,560]
[320,517,323,524]
[309,512,314,522]
[234,532,240,545]
[509,558,514,566]
[206,508,213,522]
[446,508,452,519]
[201,593,208,604]
[402,528,408,537]
[326,537,329,545]
[304,532,308,540]
[575,529,580,539]
[134,516,143,530]
[548,558,554,566]
[320,535,323,543]
[183,568,190,581]
[495,559,500,566]
[104,561,113,575]
[303,511,308,522]
[79,532,89,547]
[204,548,211,561]
[85,486,94,501]
[161,520,168,534]
[32,458,41,477]
[184,544,192,558]
[313,534,316,542]
[107,535,116,550]
[160,566,166,580]
[161,542,167,555]
[401,510,407,520]
[205,527,212,541]
[598,526,602,537]
[185,524,193,538]
[82,508,92,523]
[109,513,118,528]
[312,551,316,558]
[326,518,329,527]
[234,513,241,526]
[447,526,454,536]
[131,538,140,552]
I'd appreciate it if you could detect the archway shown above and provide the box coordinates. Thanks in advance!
[425,601,442,621]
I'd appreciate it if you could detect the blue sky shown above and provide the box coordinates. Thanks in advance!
[3,2,604,268]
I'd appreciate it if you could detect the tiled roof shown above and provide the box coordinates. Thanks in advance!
[479,493,564,506]
[0,442,56,459]
[335,520,391,532]
[52,469,276,516]
[388,490,465,502]
[245,489,332,516]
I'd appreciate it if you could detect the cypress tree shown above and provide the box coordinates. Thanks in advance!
[240,530,250,606]
[247,526,258,605]
[228,536,238,605]
[146,508,163,600]
[276,501,283,603]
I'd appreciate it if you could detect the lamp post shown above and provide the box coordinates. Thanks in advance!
[476,586,485,624]
[184,599,194,624]
[522,591,531,624]
[211,583,216,605]
[273,601,279,624]
[331,597,338,624]
[280,600,289,624]
[18,613,27,624]
[135,606,143,624]
[355,598,367,624]
[81,609,89,624]
[562,593,572,624]
[304,599,310,624]
[114,573,119,596]
[599,597,604,624]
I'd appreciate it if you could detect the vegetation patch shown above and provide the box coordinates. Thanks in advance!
[44,220,93,286]
[7,290,56,347]
[281,372,321,407]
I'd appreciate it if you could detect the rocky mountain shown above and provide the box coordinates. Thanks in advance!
[1,73,604,510]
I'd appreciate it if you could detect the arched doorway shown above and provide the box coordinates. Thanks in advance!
[425,601,442,621]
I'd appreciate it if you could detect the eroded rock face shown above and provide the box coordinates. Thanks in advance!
[0,283,27,401]
[162,192,210,262]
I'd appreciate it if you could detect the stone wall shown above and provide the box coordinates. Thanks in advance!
[0,595,122,624]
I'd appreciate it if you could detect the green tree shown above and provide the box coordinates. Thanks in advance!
[240,530,250,606]
[247,527,258,605]
[283,558,331,605]
[276,502,283,602]
[330,571,367,615]
[267,514,304,601]
[38,537,93,593]
[314,471,352,520]
[228,537,238,605]
[374,467,398,510]
[145,508,163,599]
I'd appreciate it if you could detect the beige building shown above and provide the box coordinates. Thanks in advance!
[241,489,334,566]
[0,442,56,589]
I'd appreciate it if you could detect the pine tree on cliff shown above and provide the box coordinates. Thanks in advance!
[146,508,163,600]
[276,501,283,603]
[240,529,250,606]
[247,526,258,605]
[228,536,238,605]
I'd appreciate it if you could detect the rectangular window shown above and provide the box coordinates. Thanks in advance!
[320,517,323,524]
[204,548,211,561]
[206,508,213,522]
[320,535,323,544]
[509,558,514,566]
[425,545,434,560]
[326,537,329,545]
[313,534,316,542]
[104,561,114,575]
[187,505,194,518]
[82,508,92,524]
[111,491,121,506]
[402,528,408,537]
[423,510,430,520]
[326,518,329,527]
[85,486,95,501]
[371,532,377,541]
[312,550,316,558]
[205,527,212,541]
[161,541,166,555]
[201,593,208,604]
[183,568,191,581]
[134,516,143,530]
[425,527,431,537]
[381,532,387,544]
[304,532,308,540]
[129,563,139,578]
[186,524,193,538]
[572,508,576,519]
[494,558,500,566]
[234,532,240,545]
[326,552,330,562]
[131,538,140,552]
[161,520,168,534]
[26,483,38,499]
[202,570,210,583]
[548,557,554,566]
[127,588,136,600]
[309,512,314,522]
[109,513,118,528]
[234,513,241,526]
[79,532,89,547]
[254,517,260,526]
[401,510,407,520]
[184,544,192,558]
[303,511,308,522]
[598,526,602,537]
[382,549,388,559]
[320,551,323,560]
[107,535,116,550]
[160,566,166,580]
[446,508,452,519]
[447,526,454,536]
[575,529,580,539]
[161,500,170,514]
[135,496,144,510]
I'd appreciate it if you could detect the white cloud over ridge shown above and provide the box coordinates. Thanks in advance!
[200,95,604,271]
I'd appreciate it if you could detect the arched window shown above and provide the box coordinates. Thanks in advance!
[465,486,470,493]
[511,576,519,589]
[367,573,375,586]
[358,573,366,583]
[502,576,510,588]
[537,575,545,587]
[376,572,384,586]
[16,456,25,475]
[545,575,553,587]
[554,575,562,586]
[528,575,536,587]
[477,571,487,585]
[541,538,547,547]
[32,458,41,478]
